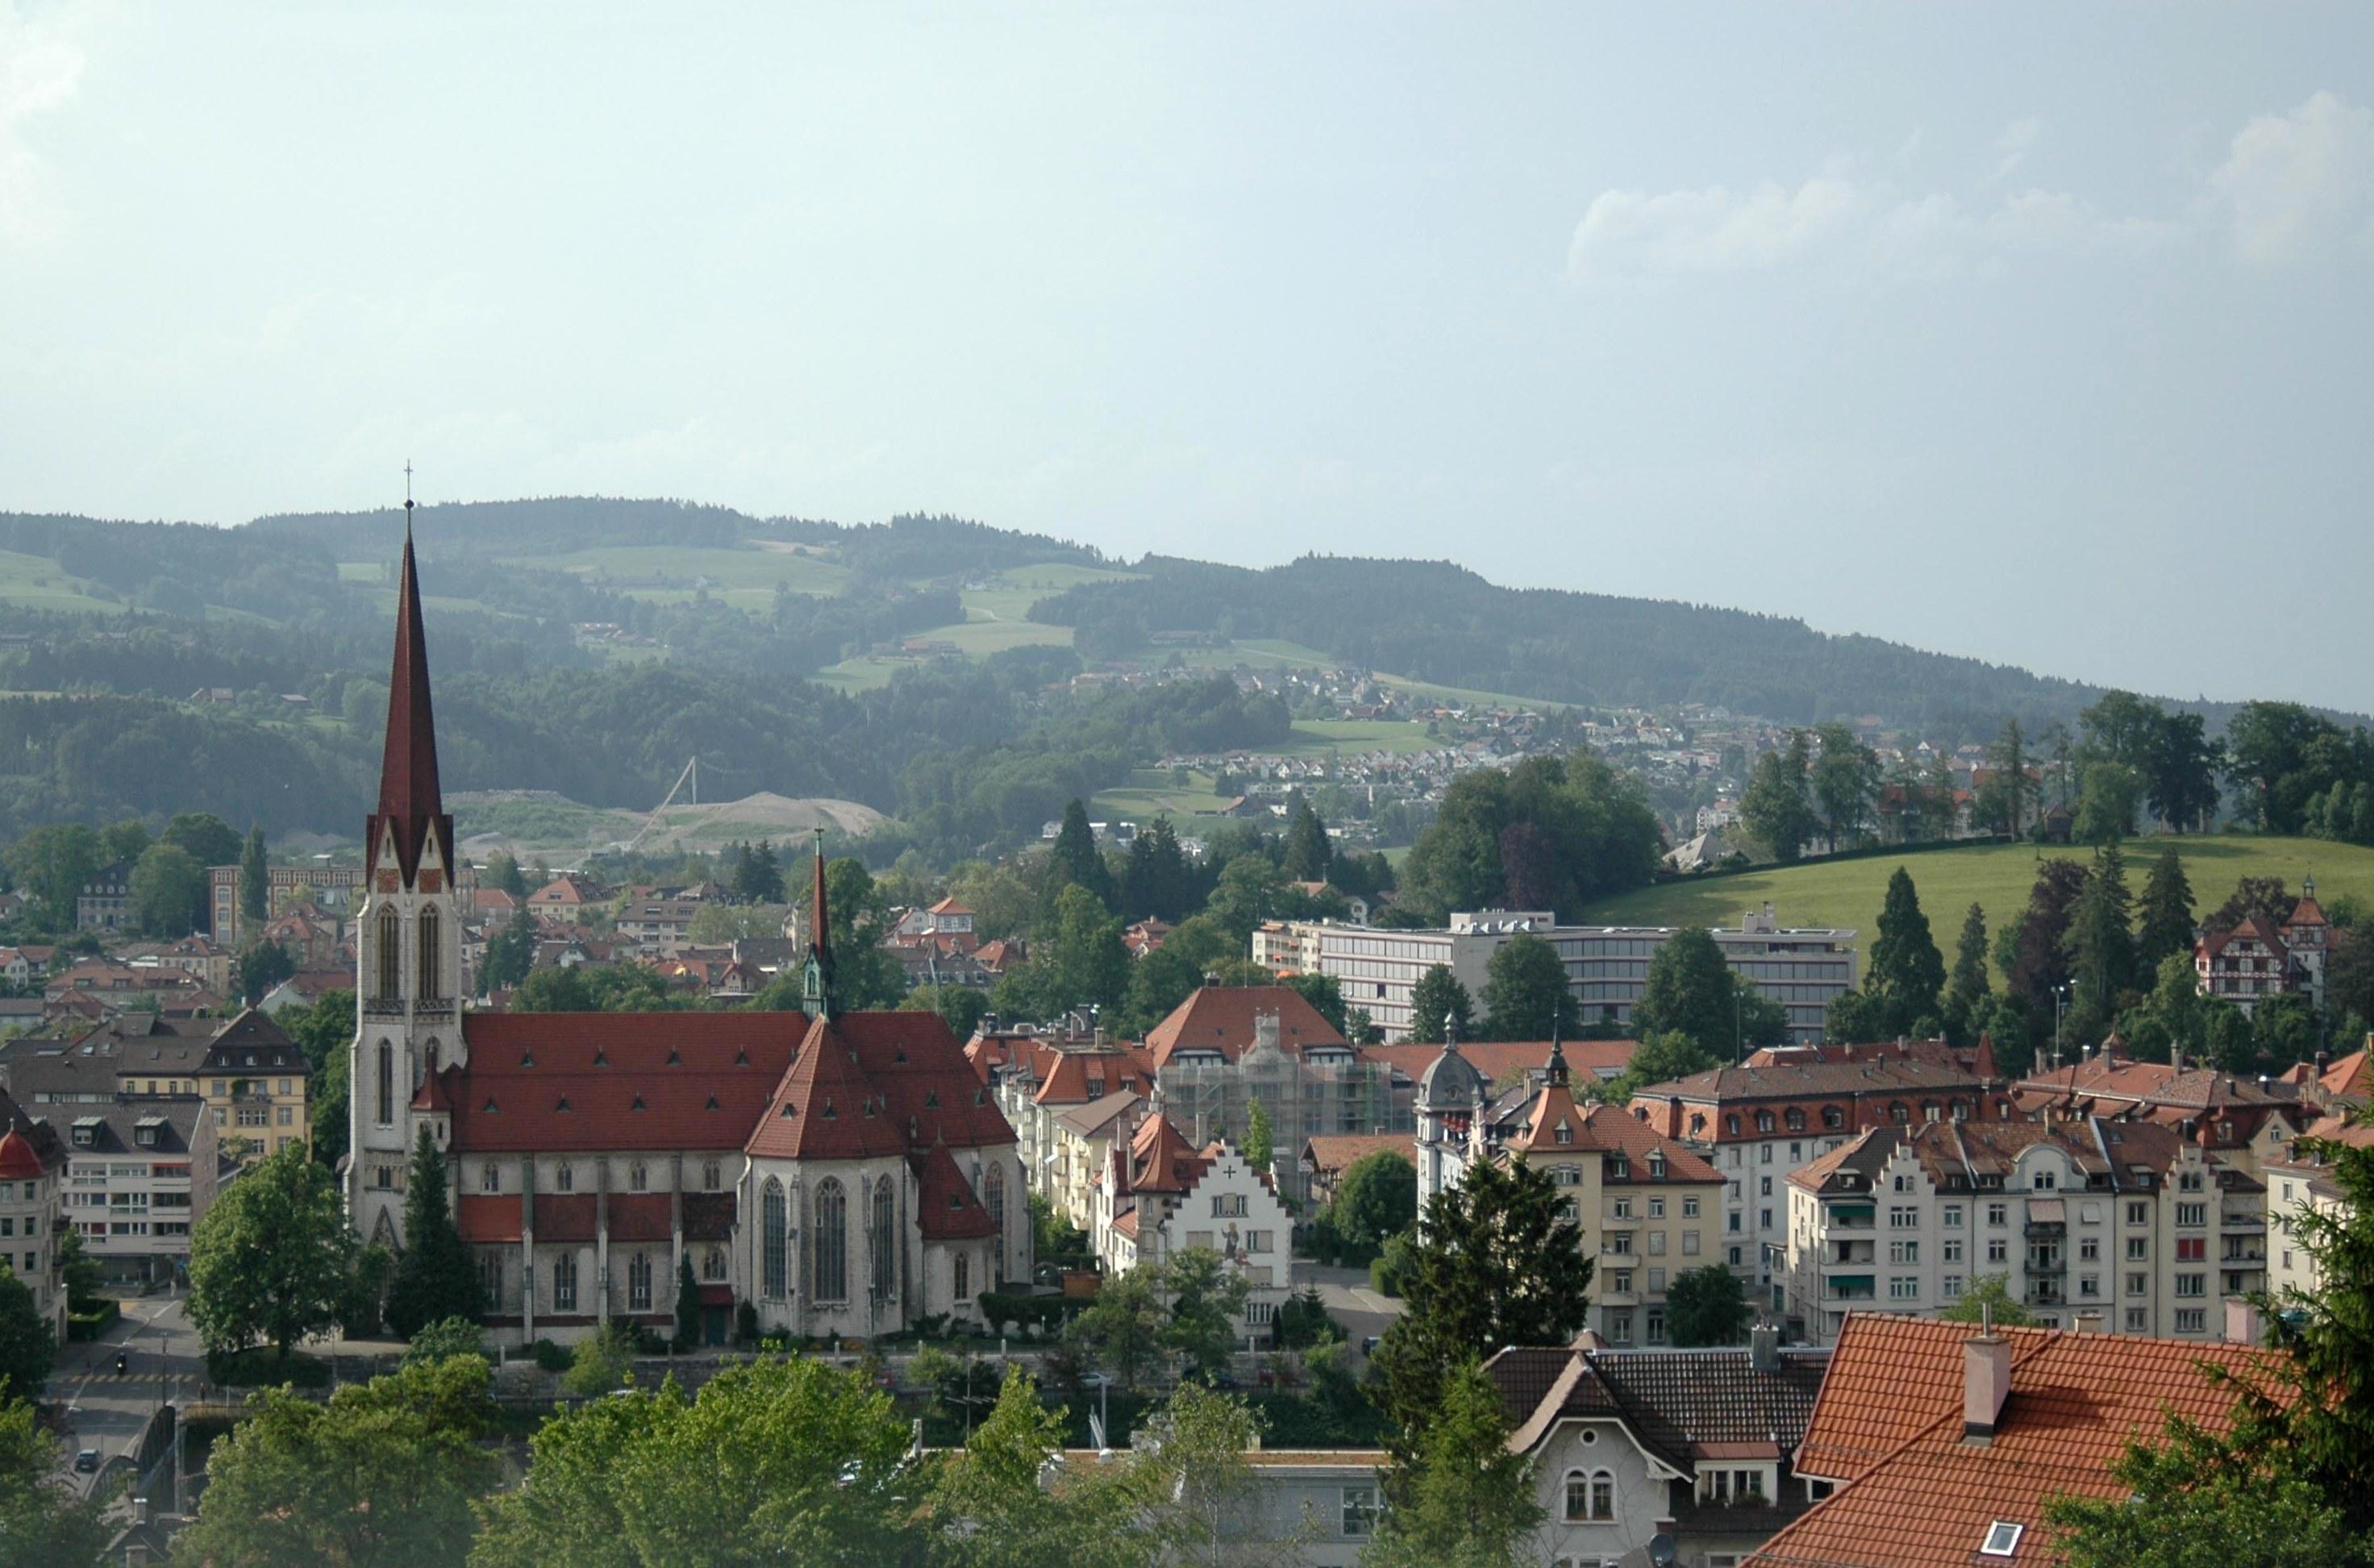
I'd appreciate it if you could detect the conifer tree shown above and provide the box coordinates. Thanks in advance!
[674,1255,701,1350]
[1043,800,1115,918]
[1869,867,1947,1034]
[385,1126,485,1339]
[1942,902,1993,1044]
[2062,845,2135,1042]
[1281,796,1333,883]
[239,825,269,926]
[2135,846,2197,976]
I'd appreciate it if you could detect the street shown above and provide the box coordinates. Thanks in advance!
[48,1292,202,1497]
[1290,1262,1405,1354]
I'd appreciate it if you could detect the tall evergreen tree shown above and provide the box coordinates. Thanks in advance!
[1406,965,1473,1045]
[1043,800,1115,918]
[385,1126,485,1339]
[1372,1159,1592,1476]
[1280,796,1333,884]
[674,1255,701,1350]
[1122,816,1193,922]
[1739,733,1815,864]
[2136,846,2198,976]
[2062,845,2135,1044]
[1983,718,2038,839]
[1942,902,1993,1045]
[1363,1358,1544,1568]
[1868,867,1947,1034]
[239,824,269,925]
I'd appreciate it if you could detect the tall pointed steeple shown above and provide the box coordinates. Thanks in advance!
[367,478,452,884]
[802,826,835,1017]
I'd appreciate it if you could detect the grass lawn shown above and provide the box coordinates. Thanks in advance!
[954,562,1143,622]
[1091,771,1227,822]
[1373,669,1572,713]
[0,549,125,616]
[1275,719,1439,757]
[335,559,387,584]
[502,543,856,600]
[1581,834,2374,984]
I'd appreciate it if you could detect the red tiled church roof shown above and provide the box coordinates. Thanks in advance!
[912,1142,997,1241]
[442,1013,798,1154]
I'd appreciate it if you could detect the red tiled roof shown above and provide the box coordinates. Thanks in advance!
[912,1142,997,1241]
[607,1192,673,1242]
[535,1193,598,1242]
[745,1011,1014,1161]
[444,1012,798,1154]
[1755,1316,2274,1568]
[1299,1133,1414,1177]
[0,1129,44,1181]
[1143,986,1347,1067]
[1125,1113,1210,1194]
[1363,1038,1637,1088]
[456,1194,521,1243]
[1034,1047,1156,1106]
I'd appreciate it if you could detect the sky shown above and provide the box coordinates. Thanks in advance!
[2,2,2371,709]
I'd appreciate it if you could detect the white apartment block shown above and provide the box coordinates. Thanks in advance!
[60,1100,219,1286]
[1294,905,1856,1043]
[1780,1117,2262,1345]
[2265,1114,2370,1300]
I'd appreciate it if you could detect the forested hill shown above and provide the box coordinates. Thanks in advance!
[1029,555,2177,739]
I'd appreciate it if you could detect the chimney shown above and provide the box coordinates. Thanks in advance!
[2224,1297,2264,1345]
[1750,1319,1779,1374]
[2171,1042,2183,1075]
[1964,1332,2013,1441]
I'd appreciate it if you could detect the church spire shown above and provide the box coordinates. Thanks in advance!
[368,470,451,882]
[802,826,835,1018]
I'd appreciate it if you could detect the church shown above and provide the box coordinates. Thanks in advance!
[344,509,1024,1345]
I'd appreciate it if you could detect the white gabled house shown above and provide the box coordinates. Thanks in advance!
[1093,1111,1293,1336]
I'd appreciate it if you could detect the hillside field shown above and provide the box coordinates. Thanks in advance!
[1579,835,2374,984]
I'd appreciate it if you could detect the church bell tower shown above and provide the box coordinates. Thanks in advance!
[347,488,465,1250]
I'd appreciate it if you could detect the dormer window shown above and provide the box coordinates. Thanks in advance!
[822,1100,837,1120]
[1556,1124,1575,1146]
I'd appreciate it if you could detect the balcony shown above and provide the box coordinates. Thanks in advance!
[1826,1204,1875,1230]
[1825,1276,1876,1303]
[1825,1241,1875,1266]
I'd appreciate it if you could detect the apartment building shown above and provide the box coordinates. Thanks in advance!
[1092,1116,1291,1333]
[1416,1039,1724,1347]
[0,1089,67,1338]
[1631,1045,2008,1300]
[206,861,372,948]
[2266,1112,2374,1298]
[60,1099,219,1285]
[1779,1117,2257,1345]
[1294,905,1856,1044]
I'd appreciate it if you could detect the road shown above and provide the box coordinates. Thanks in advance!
[48,1292,202,1498]
[1292,1262,1405,1354]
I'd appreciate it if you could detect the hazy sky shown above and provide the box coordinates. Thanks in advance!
[4,3,2371,709]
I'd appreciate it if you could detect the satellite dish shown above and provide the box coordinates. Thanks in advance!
[1648,1533,1679,1568]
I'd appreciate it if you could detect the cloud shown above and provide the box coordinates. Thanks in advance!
[1986,117,2045,185]
[1568,172,2174,285]
[2206,90,2374,265]
[0,3,95,247]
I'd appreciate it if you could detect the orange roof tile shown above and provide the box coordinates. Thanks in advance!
[1755,1316,2276,1568]
[1143,986,1347,1067]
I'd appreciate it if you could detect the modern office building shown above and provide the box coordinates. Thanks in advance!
[1288,905,1858,1044]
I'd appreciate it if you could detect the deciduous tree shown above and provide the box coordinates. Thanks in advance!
[1331,1151,1418,1254]
[1739,733,1815,864]
[1406,964,1473,1045]
[178,1351,498,1568]
[0,1264,53,1401]
[189,1140,356,1362]
[239,822,270,924]
[0,1397,106,1566]
[1362,1358,1543,1568]
[1479,934,1579,1042]
[1667,1265,1752,1347]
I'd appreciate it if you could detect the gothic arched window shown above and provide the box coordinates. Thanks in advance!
[702,1159,722,1192]
[984,1161,1005,1233]
[556,1162,573,1192]
[814,1179,848,1302]
[629,1162,648,1192]
[870,1179,895,1301]
[376,1041,394,1126]
[417,905,443,1000]
[627,1251,653,1312]
[375,906,402,1001]
[704,1246,727,1282]
[761,1179,788,1299]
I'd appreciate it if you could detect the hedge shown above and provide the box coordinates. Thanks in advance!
[977,1291,1088,1333]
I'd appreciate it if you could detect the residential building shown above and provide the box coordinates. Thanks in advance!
[1297,1132,1415,1212]
[990,1040,1155,1215]
[1293,906,1856,1043]
[76,861,135,933]
[1044,1090,1147,1233]
[1092,1115,1290,1334]
[1418,1038,1725,1346]
[206,862,369,948]
[1486,1325,1830,1568]
[349,526,1024,1345]
[2193,879,2335,1016]
[1779,1116,2257,1345]
[1746,1316,2267,1568]
[1051,1448,1385,1568]
[2012,1045,2309,1167]
[0,1089,67,1337]
[1631,1046,2008,1300]
[0,1009,311,1162]
[2267,1112,2373,1299]
[60,1099,219,1285]
[614,899,706,955]
[1143,986,1401,1196]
